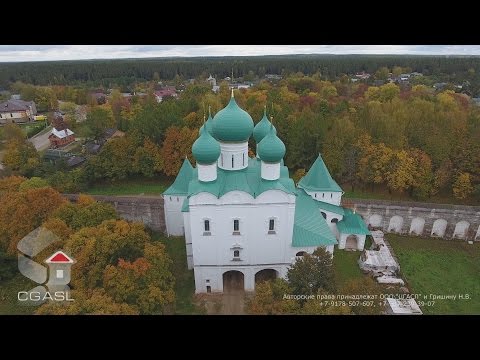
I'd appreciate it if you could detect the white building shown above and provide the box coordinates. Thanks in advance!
[164,91,370,293]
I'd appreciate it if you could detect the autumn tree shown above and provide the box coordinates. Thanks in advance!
[453,172,474,200]
[160,126,197,176]
[246,278,300,315]
[3,138,40,176]
[292,168,306,184]
[375,67,390,80]
[36,289,139,315]
[103,243,175,314]
[286,248,335,298]
[65,220,149,290]
[0,185,66,254]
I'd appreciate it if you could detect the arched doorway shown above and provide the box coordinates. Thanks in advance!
[254,269,278,287]
[345,234,358,250]
[223,271,244,293]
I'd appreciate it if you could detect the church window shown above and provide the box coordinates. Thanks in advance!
[177,197,179,202]
[204,220,210,232]
[322,193,325,198]
[315,193,317,198]
[232,155,234,168]
[234,250,240,258]
[321,212,326,219]
[169,196,172,201]
[268,218,276,234]
[233,219,240,234]
[296,251,306,257]
[331,193,333,198]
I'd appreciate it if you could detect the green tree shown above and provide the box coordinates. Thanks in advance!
[286,247,335,298]
[375,66,390,80]
[53,195,117,231]
[85,106,115,139]
[18,177,49,191]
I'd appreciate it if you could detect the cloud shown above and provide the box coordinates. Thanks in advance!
[0,45,480,62]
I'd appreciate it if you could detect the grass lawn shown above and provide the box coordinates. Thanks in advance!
[0,274,37,315]
[333,248,364,287]
[388,234,480,314]
[86,177,172,196]
[153,232,204,314]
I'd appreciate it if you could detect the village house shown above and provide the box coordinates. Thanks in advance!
[0,99,37,125]
[48,116,75,148]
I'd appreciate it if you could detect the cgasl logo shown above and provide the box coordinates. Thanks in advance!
[17,227,75,305]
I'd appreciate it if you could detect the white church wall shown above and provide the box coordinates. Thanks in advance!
[306,190,343,206]
[197,162,217,182]
[164,194,186,236]
[261,161,280,180]
[189,189,296,293]
[218,141,249,171]
[183,212,193,269]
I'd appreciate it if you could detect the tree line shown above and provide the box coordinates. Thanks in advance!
[2,55,480,93]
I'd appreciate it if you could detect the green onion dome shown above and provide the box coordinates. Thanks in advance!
[212,92,254,142]
[192,124,221,164]
[253,108,276,143]
[258,125,286,163]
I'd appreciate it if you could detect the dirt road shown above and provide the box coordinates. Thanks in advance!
[28,126,52,151]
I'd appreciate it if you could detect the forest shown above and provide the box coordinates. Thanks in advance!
[2,55,480,95]
[1,69,479,204]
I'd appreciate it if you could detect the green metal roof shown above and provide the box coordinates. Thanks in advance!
[292,190,337,247]
[163,158,194,195]
[187,157,295,199]
[298,154,343,193]
[253,109,276,143]
[336,208,370,235]
[313,199,345,216]
[192,124,221,164]
[258,125,286,163]
[212,93,254,142]
[181,197,189,212]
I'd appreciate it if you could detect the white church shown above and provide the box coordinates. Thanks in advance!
[164,91,370,293]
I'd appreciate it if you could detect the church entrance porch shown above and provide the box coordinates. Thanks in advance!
[254,269,278,288]
[345,235,359,250]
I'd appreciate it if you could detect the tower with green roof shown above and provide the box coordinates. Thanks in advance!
[212,89,254,171]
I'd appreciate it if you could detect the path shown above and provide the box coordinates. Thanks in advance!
[28,126,52,151]
[221,288,245,315]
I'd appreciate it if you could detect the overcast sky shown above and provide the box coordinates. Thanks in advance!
[0,45,479,62]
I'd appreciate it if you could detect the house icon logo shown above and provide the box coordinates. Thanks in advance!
[17,227,76,305]
[45,251,75,289]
